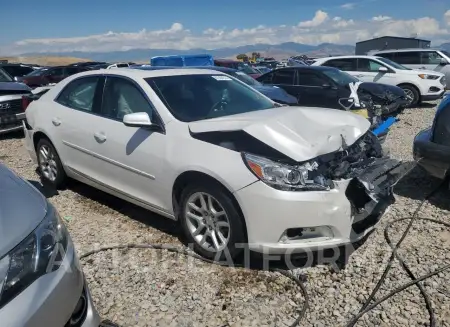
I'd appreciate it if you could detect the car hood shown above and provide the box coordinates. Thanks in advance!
[254,85,298,104]
[358,82,405,97]
[398,68,445,77]
[0,82,31,92]
[0,164,47,258]
[188,107,370,162]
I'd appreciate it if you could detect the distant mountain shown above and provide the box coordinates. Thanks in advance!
[21,42,356,62]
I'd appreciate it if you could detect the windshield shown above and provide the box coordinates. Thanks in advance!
[25,68,48,76]
[232,71,261,86]
[441,51,450,59]
[146,74,274,122]
[0,68,13,82]
[376,57,410,70]
[236,63,258,74]
[322,68,358,86]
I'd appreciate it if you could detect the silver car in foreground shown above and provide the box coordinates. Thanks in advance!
[0,163,100,327]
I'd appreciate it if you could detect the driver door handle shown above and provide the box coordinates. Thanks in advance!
[52,117,61,126]
[94,132,107,143]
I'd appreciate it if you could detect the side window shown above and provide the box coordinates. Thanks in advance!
[357,59,384,72]
[421,51,444,65]
[101,77,154,121]
[393,52,420,65]
[272,69,295,85]
[65,67,81,76]
[297,72,326,86]
[376,53,396,60]
[46,68,64,76]
[258,73,273,84]
[56,76,99,112]
[323,59,356,71]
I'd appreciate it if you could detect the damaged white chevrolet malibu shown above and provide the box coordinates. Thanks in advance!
[22,68,407,260]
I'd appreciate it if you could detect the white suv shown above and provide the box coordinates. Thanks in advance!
[371,48,450,89]
[313,55,446,106]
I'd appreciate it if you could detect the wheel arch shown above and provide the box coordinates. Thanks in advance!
[397,82,421,101]
[172,170,248,241]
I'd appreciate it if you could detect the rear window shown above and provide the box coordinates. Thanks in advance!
[2,65,34,77]
[146,74,274,122]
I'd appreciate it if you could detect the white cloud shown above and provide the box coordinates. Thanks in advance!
[445,10,450,25]
[372,16,392,22]
[298,10,329,27]
[340,3,356,10]
[1,11,449,55]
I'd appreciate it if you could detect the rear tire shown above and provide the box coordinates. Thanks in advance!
[400,85,420,107]
[36,138,67,189]
[179,182,246,261]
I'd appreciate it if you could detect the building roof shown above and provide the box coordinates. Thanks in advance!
[356,36,431,45]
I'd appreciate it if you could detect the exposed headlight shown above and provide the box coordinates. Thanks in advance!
[0,204,68,308]
[242,153,331,191]
[418,74,440,80]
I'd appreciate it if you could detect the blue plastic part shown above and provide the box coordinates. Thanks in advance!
[150,54,214,67]
[372,116,398,136]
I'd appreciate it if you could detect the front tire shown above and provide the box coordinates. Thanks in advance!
[179,182,246,261]
[400,85,419,107]
[36,138,67,189]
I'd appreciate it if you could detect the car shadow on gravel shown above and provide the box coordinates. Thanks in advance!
[29,177,372,273]
[393,164,450,211]
[0,130,24,141]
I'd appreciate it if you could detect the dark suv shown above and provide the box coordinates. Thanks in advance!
[16,66,89,88]
[0,64,35,80]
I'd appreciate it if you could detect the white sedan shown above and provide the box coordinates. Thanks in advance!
[23,68,404,260]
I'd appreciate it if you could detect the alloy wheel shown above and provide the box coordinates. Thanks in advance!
[403,88,415,106]
[184,192,231,252]
[38,144,58,182]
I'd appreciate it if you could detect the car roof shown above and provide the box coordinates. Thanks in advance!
[314,55,381,61]
[372,48,441,53]
[73,68,229,79]
[133,65,239,74]
[273,66,340,72]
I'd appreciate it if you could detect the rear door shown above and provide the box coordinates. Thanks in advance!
[391,51,421,70]
[268,69,298,99]
[321,58,359,78]
[48,75,104,179]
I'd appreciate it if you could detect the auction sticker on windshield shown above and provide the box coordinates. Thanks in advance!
[236,72,246,75]
[212,75,232,81]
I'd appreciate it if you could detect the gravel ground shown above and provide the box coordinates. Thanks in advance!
[1,100,449,327]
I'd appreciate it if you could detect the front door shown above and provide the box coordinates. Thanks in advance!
[295,70,338,108]
[356,58,397,85]
[90,76,169,212]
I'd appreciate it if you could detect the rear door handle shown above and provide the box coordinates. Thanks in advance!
[94,132,107,143]
[52,118,61,126]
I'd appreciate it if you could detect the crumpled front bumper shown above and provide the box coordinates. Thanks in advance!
[235,158,412,254]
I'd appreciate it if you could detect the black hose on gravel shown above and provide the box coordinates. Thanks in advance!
[81,244,309,327]
[83,179,449,327]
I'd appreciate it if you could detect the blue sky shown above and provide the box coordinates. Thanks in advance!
[1,0,449,54]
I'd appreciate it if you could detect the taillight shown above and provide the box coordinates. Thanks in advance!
[22,96,31,111]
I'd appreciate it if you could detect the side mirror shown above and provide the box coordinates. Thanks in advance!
[439,58,448,66]
[378,66,389,73]
[123,112,153,128]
